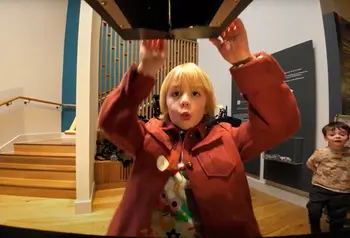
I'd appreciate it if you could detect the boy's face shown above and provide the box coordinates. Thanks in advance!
[166,80,207,131]
[324,127,349,150]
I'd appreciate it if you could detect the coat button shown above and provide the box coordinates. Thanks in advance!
[186,161,193,169]
[156,155,169,172]
[177,162,185,170]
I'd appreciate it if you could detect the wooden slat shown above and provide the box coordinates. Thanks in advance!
[97,20,198,122]
[94,161,131,190]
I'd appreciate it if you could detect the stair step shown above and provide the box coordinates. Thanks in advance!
[0,152,75,165]
[19,138,76,145]
[0,162,75,180]
[1,151,75,156]
[14,143,75,154]
[13,138,76,154]
[0,138,77,198]
[0,168,75,180]
[0,186,76,199]
[0,177,76,189]
[0,162,75,171]
[0,177,76,198]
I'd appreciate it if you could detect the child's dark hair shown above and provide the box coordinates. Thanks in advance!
[322,121,350,136]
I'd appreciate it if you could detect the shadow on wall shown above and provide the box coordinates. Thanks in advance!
[0,88,62,147]
[0,88,26,146]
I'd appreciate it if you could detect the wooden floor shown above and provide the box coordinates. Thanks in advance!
[0,188,326,237]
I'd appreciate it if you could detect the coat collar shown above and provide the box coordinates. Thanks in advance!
[145,118,231,152]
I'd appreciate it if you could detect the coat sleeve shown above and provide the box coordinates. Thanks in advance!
[231,52,301,161]
[98,64,156,157]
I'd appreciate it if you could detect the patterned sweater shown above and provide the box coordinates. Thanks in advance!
[139,131,203,238]
[307,146,350,193]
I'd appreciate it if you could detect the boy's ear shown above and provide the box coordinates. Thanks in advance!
[324,136,328,141]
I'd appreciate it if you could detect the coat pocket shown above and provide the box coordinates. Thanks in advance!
[196,145,236,177]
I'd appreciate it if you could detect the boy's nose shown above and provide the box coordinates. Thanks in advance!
[181,100,189,107]
[180,95,190,107]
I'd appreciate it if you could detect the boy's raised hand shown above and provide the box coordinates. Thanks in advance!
[210,18,255,65]
[137,39,168,77]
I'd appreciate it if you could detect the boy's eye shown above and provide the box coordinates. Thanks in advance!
[192,91,200,97]
[171,91,180,97]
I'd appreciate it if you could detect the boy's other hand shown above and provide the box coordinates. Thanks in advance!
[209,18,254,65]
[138,39,168,77]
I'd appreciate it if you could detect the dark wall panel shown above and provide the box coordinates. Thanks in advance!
[243,157,260,176]
[323,12,342,121]
[263,40,316,192]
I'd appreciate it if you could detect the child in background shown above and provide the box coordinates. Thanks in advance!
[306,122,350,233]
[98,18,300,238]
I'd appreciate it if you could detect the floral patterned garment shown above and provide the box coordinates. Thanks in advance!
[139,157,203,238]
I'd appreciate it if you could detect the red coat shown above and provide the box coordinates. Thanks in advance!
[98,52,300,237]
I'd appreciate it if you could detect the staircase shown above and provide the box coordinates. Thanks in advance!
[0,138,76,199]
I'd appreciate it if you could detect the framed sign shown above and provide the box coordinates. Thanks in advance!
[334,114,350,124]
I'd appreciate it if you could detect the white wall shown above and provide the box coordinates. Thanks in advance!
[0,0,67,146]
[198,0,328,148]
[74,1,100,214]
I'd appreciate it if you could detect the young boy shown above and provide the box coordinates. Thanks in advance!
[306,121,350,233]
[99,19,300,237]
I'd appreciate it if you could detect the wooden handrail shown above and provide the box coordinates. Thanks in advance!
[64,100,152,136]
[0,96,76,108]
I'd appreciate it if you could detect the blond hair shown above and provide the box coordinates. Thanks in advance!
[159,63,216,121]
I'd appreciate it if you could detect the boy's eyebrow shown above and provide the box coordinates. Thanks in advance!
[335,127,347,131]
[169,86,180,90]
[327,128,348,134]
[191,84,204,89]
